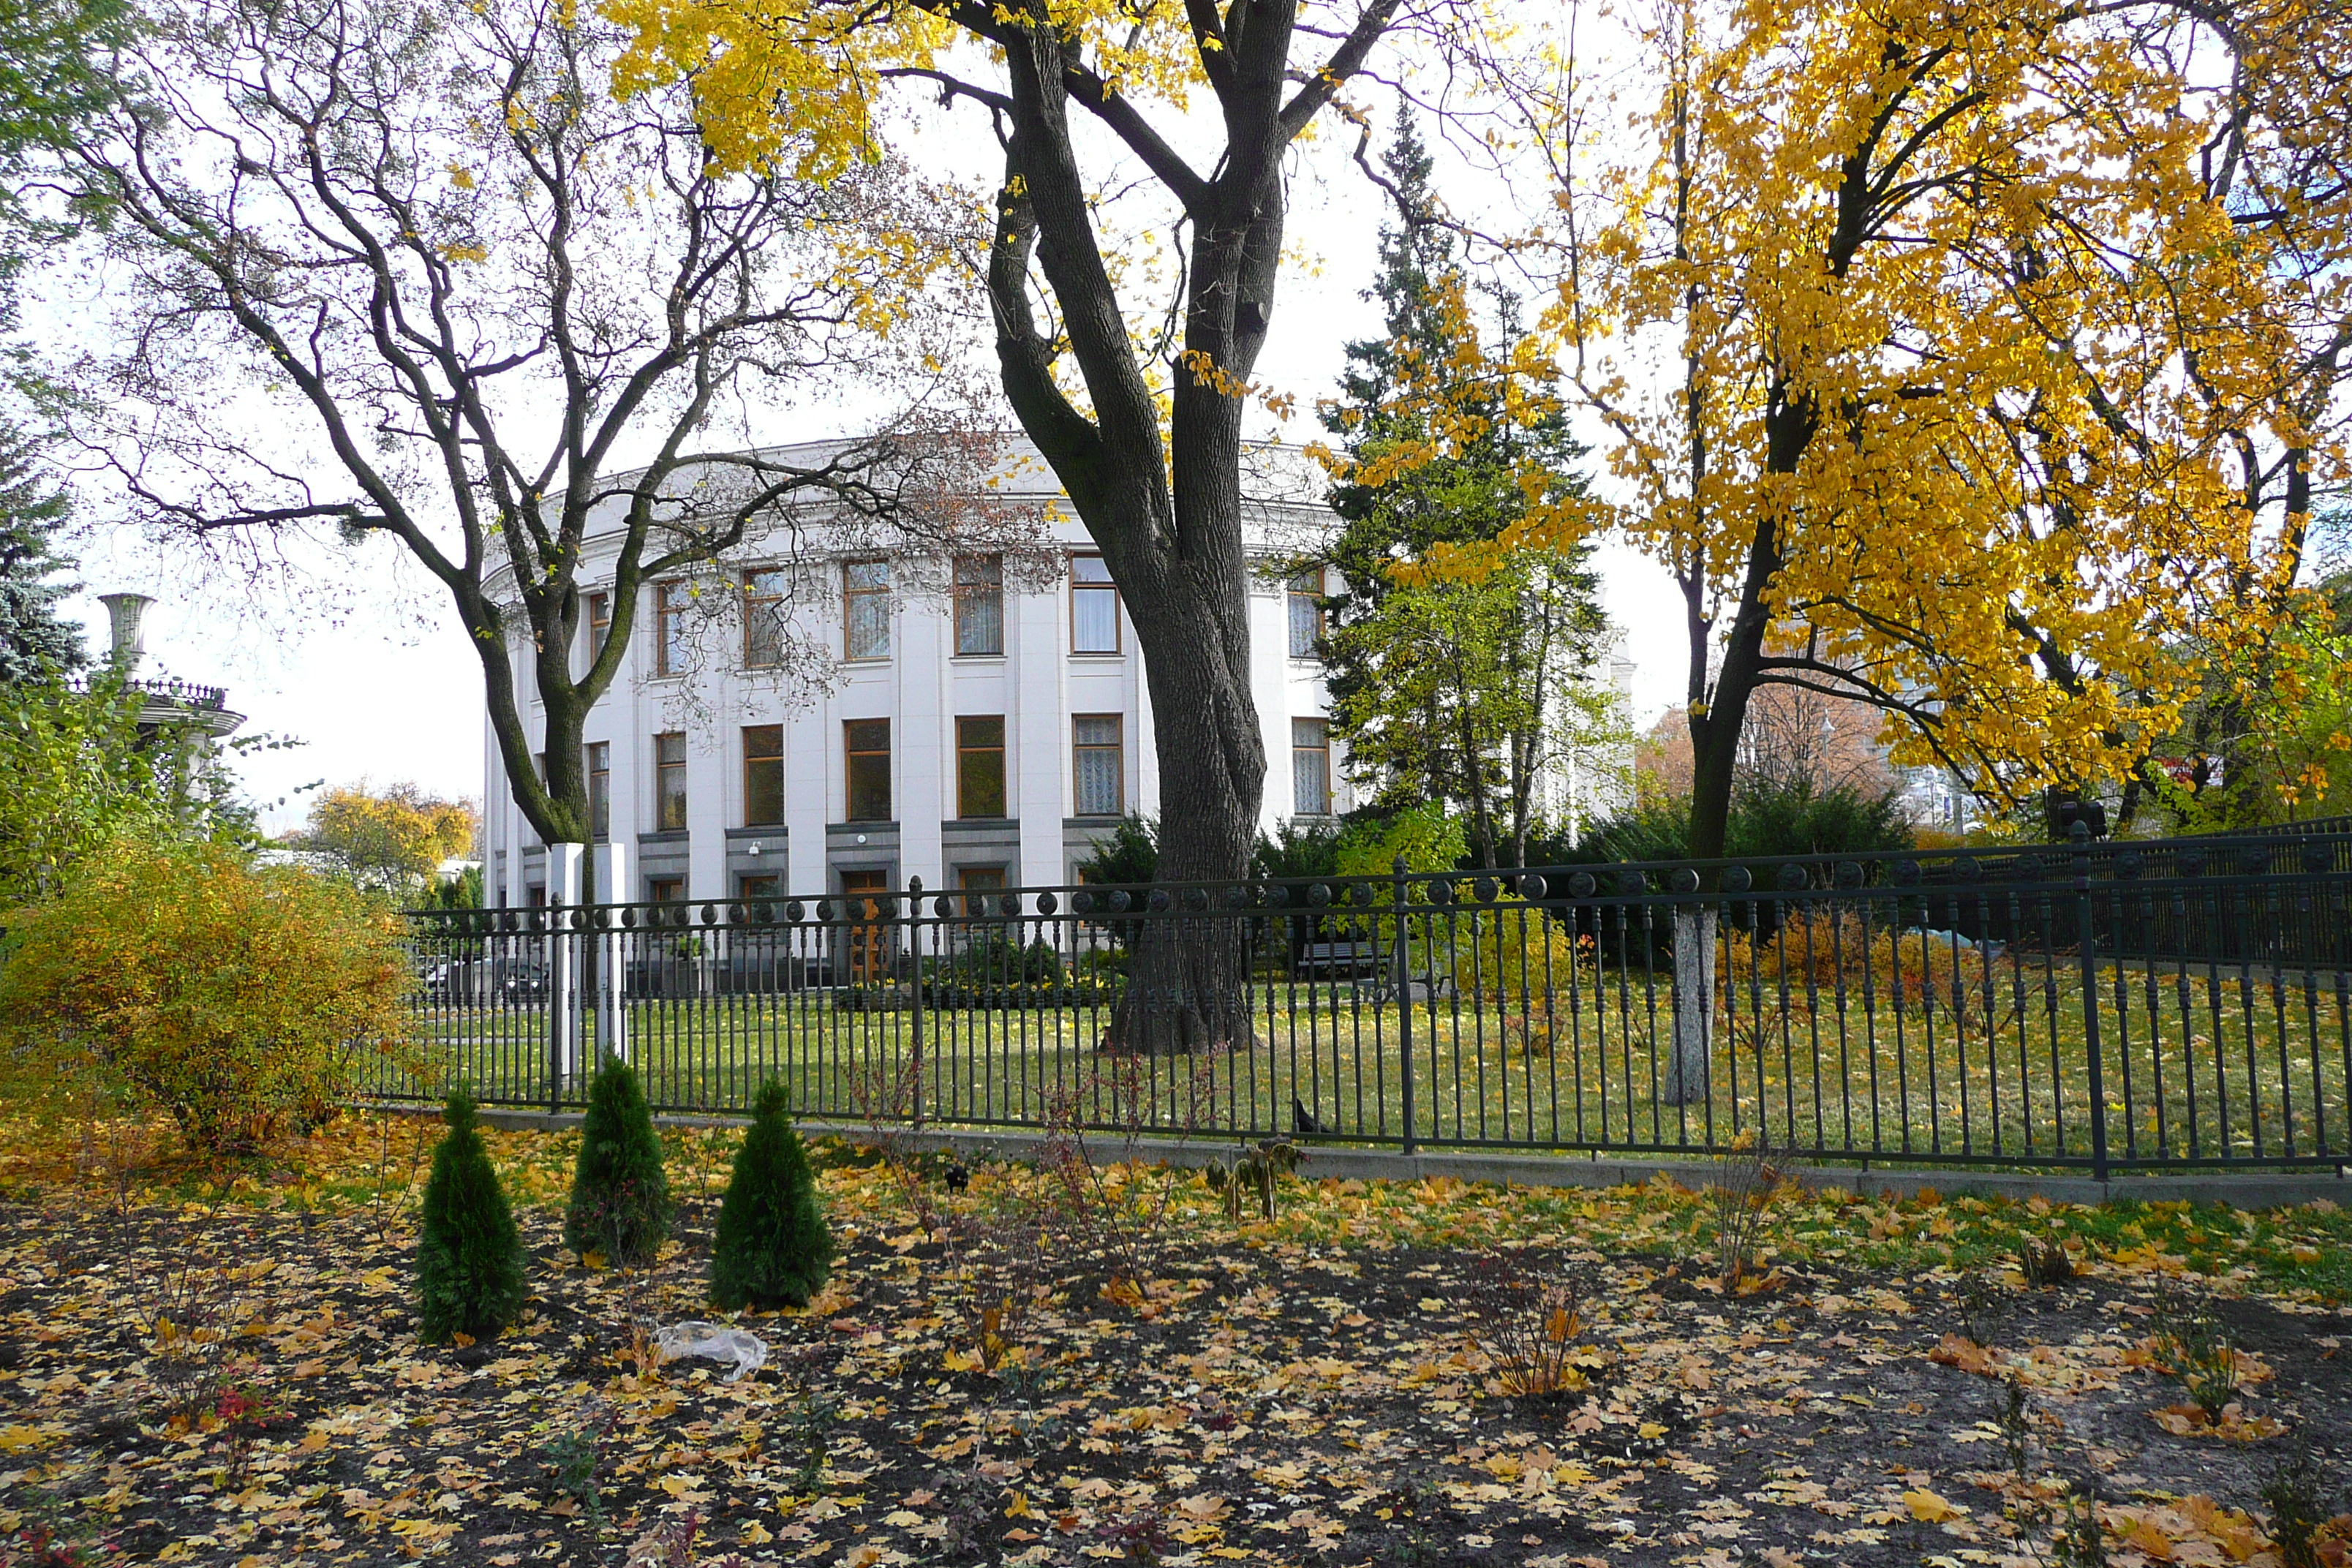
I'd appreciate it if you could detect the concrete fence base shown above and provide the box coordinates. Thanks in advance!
[369,1102,2352,1210]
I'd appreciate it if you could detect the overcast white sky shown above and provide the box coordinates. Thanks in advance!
[49,24,1690,837]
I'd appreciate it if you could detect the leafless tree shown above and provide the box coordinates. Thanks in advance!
[59,0,1028,862]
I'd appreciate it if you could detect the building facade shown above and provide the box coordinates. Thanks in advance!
[483,439,1360,907]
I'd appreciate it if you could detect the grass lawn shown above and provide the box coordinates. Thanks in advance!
[2,1112,2351,1566]
[392,962,2352,1170]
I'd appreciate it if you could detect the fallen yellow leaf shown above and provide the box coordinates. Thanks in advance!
[1902,1488,1964,1523]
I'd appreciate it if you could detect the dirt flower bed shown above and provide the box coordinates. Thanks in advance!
[1,1115,2350,1567]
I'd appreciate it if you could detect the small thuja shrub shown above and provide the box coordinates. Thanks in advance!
[415,1085,527,1342]
[1997,1376,2035,1484]
[564,1054,670,1267]
[709,1079,835,1311]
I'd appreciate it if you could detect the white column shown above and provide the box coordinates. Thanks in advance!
[1131,602,1159,821]
[1252,575,1290,831]
[685,725,726,902]
[1013,578,1066,887]
[546,842,586,1088]
[897,591,946,890]
[785,701,829,897]
[592,841,632,1066]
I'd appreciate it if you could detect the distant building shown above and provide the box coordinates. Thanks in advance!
[483,437,1647,903]
[482,439,1359,906]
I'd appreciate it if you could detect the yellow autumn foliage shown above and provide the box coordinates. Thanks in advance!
[0,836,420,1153]
[1361,0,2349,825]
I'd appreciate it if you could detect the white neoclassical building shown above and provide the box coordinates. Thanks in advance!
[483,437,1362,908]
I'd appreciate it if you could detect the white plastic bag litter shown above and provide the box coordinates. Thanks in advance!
[653,1321,769,1383]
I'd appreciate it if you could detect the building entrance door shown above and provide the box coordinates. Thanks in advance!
[840,870,891,983]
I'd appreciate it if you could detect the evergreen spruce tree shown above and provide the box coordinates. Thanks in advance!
[1315,113,1614,869]
[709,1079,835,1311]
[0,425,84,682]
[414,1083,527,1342]
[563,1053,671,1266]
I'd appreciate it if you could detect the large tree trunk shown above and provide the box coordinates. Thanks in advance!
[1105,581,1266,1053]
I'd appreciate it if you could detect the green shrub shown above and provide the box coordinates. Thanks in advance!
[562,1055,670,1266]
[1559,780,1915,872]
[0,671,259,906]
[1073,813,1158,888]
[415,1085,527,1342]
[1333,801,1466,881]
[1254,818,1341,881]
[1727,777,1914,862]
[0,834,414,1153]
[709,1079,835,1311]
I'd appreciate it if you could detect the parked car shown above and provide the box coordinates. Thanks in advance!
[417,957,549,1005]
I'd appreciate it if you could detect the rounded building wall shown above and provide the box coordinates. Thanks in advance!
[482,438,1351,906]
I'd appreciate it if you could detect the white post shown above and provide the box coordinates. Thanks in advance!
[592,841,632,1067]
[1667,903,1716,1106]
[546,842,586,1093]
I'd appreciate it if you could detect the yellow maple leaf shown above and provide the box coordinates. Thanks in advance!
[1901,1488,1964,1523]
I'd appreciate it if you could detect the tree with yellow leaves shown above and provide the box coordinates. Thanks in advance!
[615,0,1466,1049]
[290,781,480,894]
[1385,0,2351,859]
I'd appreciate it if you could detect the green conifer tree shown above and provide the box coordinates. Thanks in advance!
[414,1083,527,1342]
[0,425,85,682]
[709,1079,835,1311]
[563,1053,670,1266]
[1315,112,1615,870]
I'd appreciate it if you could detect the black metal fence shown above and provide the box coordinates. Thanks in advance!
[385,826,2352,1176]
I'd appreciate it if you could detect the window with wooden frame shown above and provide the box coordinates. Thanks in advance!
[1073,714,1123,816]
[1292,717,1332,815]
[1287,568,1324,658]
[1071,555,1120,653]
[647,877,685,903]
[953,554,1004,656]
[743,724,784,826]
[587,742,610,840]
[653,581,689,676]
[844,718,892,821]
[957,863,1006,916]
[654,731,687,831]
[843,560,890,660]
[743,568,786,668]
[956,715,1007,818]
[587,592,611,663]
